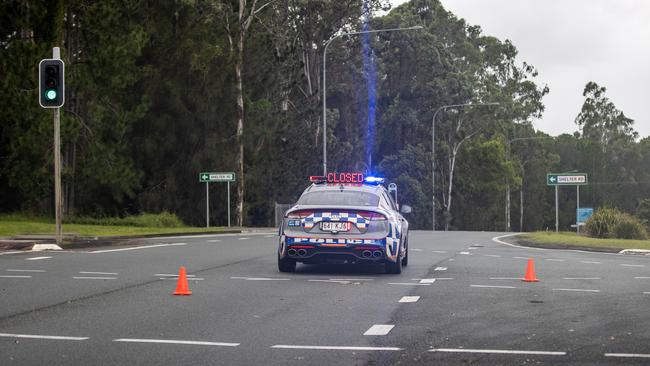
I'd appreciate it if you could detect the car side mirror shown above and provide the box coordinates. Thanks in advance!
[400,204,412,214]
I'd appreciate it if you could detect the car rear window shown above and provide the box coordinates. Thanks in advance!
[297,191,380,207]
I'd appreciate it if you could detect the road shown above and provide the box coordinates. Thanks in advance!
[0,231,649,365]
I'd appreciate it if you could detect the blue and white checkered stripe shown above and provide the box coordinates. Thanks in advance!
[385,223,401,261]
[303,212,368,229]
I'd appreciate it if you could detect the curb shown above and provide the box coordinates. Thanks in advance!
[0,230,249,251]
[503,235,649,254]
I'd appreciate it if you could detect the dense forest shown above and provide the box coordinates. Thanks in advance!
[1,0,648,230]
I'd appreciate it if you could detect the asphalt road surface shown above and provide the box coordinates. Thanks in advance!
[1,231,649,365]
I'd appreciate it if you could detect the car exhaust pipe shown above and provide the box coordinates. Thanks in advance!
[372,251,383,258]
[297,249,307,257]
[287,249,297,256]
[362,250,372,258]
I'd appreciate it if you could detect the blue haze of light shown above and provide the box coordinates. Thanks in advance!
[361,0,377,174]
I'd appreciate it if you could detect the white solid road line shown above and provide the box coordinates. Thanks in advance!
[563,277,601,280]
[79,271,118,275]
[272,345,401,351]
[90,243,186,254]
[605,353,650,358]
[471,285,516,289]
[419,278,436,284]
[0,275,32,278]
[620,264,645,267]
[6,269,46,273]
[113,338,239,347]
[430,348,566,356]
[364,324,395,336]
[388,282,431,286]
[399,296,420,303]
[580,261,601,264]
[231,276,290,281]
[552,288,600,293]
[25,256,51,261]
[0,332,88,341]
[491,233,547,251]
[73,276,117,280]
[155,274,196,277]
[434,267,447,271]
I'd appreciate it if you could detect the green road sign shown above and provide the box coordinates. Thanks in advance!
[547,173,588,186]
[199,172,236,182]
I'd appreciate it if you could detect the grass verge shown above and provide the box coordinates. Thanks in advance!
[0,213,230,238]
[518,231,650,250]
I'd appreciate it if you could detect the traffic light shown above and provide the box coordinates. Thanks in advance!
[38,59,65,108]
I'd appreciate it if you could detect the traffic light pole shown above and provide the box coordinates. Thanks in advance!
[53,47,63,245]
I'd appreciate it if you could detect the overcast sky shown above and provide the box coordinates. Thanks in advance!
[389,0,650,138]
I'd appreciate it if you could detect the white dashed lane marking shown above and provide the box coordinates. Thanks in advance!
[90,243,186,254]
[113,338,239,347]
[434,267,447,271]
[484,254,502,258]
[552,288,600,293]
[399,296,420,303]
[489,277,520,280]
[25,257,51,261]
[388,283,431,286]
[620,264,645,268]
[545,259,565,262]
[459,251,471,255]
[563,277,601,280]
[0,332,88,341]
[419,278,436,284]
[6,269,45,273]
[605,353,650,359]
[231,277,290,281]
[635,277,650,279]
[272,345,401,351]
[431,250,447,253]
[429,348,566,356]
[512,256,529,260]
[364,324,394,336]
[208,239,222,242]
[0,275,32,278]
[580,261,601,264]
[73,276,117,280]
[238,238,250,241]
[155,274,196,277]
[470,285,516,289]
[79,271,118,275]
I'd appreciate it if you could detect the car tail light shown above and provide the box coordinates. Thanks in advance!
[286,210,313,219]
[357,211,386,221]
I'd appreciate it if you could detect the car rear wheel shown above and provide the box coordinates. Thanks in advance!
[278,252,296,272]
[401,236,408,267]
[385,254,402,274]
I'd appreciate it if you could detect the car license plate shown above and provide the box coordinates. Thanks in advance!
[320,221,350,232]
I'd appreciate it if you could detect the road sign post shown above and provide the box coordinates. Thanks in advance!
[199,172,236,228]
[547,173,588,234]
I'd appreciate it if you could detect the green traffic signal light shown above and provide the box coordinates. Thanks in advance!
[45,89,57,100]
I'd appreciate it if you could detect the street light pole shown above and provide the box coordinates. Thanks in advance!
[505,136,553,232]
[322,26,423,175]
[431,102,499,231]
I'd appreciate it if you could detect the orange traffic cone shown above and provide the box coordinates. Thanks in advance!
[522,258,539,282]
[173,266,192,295]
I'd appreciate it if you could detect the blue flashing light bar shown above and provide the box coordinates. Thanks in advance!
[364,176,385,184]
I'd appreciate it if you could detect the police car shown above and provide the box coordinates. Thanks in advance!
[278,172,411,274]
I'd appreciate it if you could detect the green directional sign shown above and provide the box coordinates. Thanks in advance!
[547,173,588,186]
[199,172,235,182]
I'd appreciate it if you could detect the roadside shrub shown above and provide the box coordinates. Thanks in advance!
[585,207,622,238]
[613,213,648,240]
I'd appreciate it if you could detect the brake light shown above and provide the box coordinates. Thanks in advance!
[286,210,314,219]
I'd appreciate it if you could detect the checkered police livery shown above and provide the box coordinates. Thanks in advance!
[303,211,368,230]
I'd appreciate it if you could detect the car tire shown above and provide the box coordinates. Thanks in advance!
[385,253,402,274]
[401,236,408,267]
[278,252,296,273]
